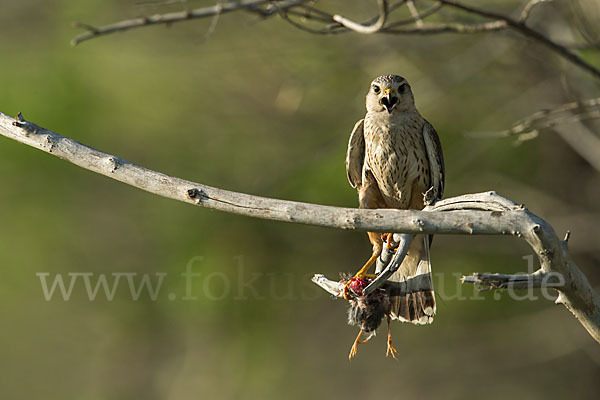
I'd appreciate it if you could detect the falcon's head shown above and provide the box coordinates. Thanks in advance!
[365,74,414,114]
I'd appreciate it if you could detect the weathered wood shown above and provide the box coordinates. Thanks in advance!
[1,111,598,343]
[461,271,565,290]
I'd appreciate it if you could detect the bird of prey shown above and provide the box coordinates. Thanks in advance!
[345,74,445,359]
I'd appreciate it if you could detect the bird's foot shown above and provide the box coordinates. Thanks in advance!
[386,234,394,249]
[343,252,379,299]
[349,341,359,360]
[423,186,436,206]
[348,330,368,360]
[386,331,398,359]
[381,233,400,251]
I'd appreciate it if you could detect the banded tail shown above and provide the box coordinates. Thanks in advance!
[386,235,436,324]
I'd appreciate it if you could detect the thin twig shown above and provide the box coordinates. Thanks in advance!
[461,271,565,290]
[198,0,223,44]
[553,117,600,173]
[332,0,388,34]
[470,97,600,139]
[136,0,188,7]
[71,0,309,45]
[406,0,424,27]
[385,2,443,29]
[383,20,507,34]
[279,9,336,35]
[438,0,600,80]
[281,1,408,35]
[71,0,600,80]
[519,0,552,23]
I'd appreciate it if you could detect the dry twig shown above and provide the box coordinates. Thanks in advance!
[469,98,600,172]
[332,0,388,34]
[473,98,600,139]
[71,0,309,46]
[71,0,600,80]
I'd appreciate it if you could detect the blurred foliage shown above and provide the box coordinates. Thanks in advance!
[1,1,599,399]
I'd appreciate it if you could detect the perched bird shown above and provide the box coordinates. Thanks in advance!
[345,74,445,359]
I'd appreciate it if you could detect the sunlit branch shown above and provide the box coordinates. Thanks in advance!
[332,0,388,34]
[72,0,600,80]
[1,110,598,343]
[472,98,600,138]
[468,98,600,172]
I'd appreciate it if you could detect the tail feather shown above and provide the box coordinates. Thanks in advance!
[386,235,436,325]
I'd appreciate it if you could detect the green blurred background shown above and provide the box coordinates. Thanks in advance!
[1,1,599,399]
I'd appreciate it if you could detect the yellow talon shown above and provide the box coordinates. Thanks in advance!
[343,253,379,299]
[348,330,370,360]
[385,233,395,249]
[386,339,399,359]
[386,319,399,359]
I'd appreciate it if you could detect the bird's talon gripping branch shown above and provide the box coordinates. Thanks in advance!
[384,232,398,250]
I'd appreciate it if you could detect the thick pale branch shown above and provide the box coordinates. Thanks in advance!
[0,111,598,343]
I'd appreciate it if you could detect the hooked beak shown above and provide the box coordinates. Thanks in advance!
[381,89,398,114]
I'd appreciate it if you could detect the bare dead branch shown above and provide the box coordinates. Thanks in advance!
[199,0,224,44]
[71,0,600,80]
[382,20,507,34]
[406,0,424,27]
[438,0,600,80]
[461,271,565,290]
[504,98,600,137]
[385,1,442,29]
[71,0,309,46]
[312,274,344,296]
[332,0,388,34]
[553,118,600,173]
[519,0,552,23]
[1,110,598,343]
[71,0,600,78]
[469,98,600,142]
[313,269,566,296]
[467,99,600,171]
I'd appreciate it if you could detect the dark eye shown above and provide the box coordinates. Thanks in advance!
[373,85,380,93]
[398,84,406,93]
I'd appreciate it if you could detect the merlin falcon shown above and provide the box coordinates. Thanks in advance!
[345,74,445,359]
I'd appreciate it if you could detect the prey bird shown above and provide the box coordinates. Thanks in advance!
[345,74,445,359]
